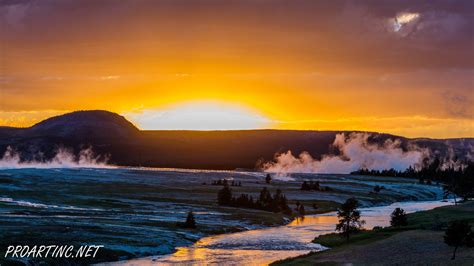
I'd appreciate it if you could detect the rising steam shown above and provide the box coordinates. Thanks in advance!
[263,133,429,175]
[0,146,113,169]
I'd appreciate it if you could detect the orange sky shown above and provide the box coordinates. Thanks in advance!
[0,1,473,138]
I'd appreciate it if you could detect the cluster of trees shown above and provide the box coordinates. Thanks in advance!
[300,181,333,192]
[351,158,472,182]
[211,179,242,187]
[218,183,292,214]
[335,201,413,239]
[351,160,474,201]
[373,185,386,193]
[336,198,473,260]
[301,181,320,191]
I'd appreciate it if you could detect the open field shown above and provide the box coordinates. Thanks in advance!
[0,167,445,264]
[273,201,474,265]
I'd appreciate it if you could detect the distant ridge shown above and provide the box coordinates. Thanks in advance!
[0,110,472,169]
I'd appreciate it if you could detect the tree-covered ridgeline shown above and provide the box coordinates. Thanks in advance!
[351,159,474,201]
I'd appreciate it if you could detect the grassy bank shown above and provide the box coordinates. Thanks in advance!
[272,201,474,265]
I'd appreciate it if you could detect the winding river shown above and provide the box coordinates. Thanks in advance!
[108,200,453,265]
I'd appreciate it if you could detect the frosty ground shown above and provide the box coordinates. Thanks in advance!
[0,167,443,264]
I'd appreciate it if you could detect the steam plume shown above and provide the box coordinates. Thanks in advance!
[263,133,429,175]
[0,146,113,169]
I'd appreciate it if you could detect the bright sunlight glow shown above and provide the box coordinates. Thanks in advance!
[124,101,273,130]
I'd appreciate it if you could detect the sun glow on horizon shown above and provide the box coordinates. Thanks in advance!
[123,101,273,130]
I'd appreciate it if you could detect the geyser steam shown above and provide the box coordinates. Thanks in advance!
[0,146,112,169]
[263,133,428,175]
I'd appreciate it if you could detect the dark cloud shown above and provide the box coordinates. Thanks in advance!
[1,1,472,94]
[0,0,31,6]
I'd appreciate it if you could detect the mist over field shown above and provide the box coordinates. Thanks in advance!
[264,133,430,175]
[0,146,111,169]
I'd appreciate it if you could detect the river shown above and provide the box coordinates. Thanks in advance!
[107,199,453,265]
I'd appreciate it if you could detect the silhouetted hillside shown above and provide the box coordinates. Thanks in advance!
[0,111,472,169]
[28,110,139,139]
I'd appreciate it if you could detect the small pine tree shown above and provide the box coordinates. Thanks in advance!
[265,174,272,184]
[314,181,320,191]
[444,220,474,260]
[390,208,408,227]
[374,185,381,193]
[218,182,233,205]
[183,211,196,229]
[301,181,310,190]
[336,198,365,241]
[298,205,305,216]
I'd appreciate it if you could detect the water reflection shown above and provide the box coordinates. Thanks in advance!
[107,200,453,265]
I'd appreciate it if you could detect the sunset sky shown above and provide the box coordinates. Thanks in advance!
[0,0,473,138]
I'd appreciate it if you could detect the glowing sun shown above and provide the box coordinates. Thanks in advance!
[124,101,272,130]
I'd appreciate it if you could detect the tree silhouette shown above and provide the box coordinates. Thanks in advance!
[443,182,458,205]
[301,180,321,191]
[373,185,382,193]
[298,205,305,216]
[183,211,196,229]
[444,220,474,260]
[301,181,310,190]
[216,185,291,214]
[336,198,365,241]
[352,161,474,202]
[295,200,301,211]
[390,208,408,227]
[258,187,272,208]
[218,182,233,205]
[265,174,272,184]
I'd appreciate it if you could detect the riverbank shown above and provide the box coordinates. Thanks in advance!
[273,201,474,265]
[0,168,446,265]
[110,200,454,265]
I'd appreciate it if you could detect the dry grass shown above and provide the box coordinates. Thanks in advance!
[274,201,474,266]
[291,230,474,265]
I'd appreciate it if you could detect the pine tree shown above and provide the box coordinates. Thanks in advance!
[259,187,271,202]
[265,174,272,184]
[218,182,233,206]
[295,200,301,211]
[336,198,365,241]
[301,181,310,190]
[390,208,408,227]
[183,211,196,229]
[444,220,474,260]
[298,205,305,216]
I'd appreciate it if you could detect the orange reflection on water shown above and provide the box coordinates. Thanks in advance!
[289,214,338,226]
